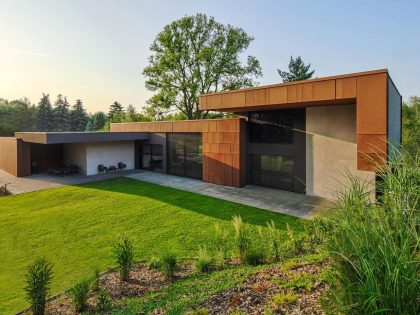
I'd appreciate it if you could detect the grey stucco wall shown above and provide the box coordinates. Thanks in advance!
[306,104,376,200]
[63,143,87,175]
[387,78,402,158]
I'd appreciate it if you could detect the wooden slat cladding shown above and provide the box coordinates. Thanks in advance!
[111,118,246,188]
[0,137,31,177]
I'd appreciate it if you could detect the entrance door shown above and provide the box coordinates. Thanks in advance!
[140,144,163,172]
[167,133,202,179]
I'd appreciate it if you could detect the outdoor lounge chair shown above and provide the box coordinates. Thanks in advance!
[108,165,117,173]
[118,162,126,172]
[98,164,107,174]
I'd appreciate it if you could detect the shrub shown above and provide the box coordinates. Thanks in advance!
[327,151,420,314]
[195,246,213,273]
[23,258,53,315]
[113,235,134,281]
[272,291,298,306]
[212,223,229,263]
[96,289,112,312]
[158,250,178,280]
[232,215,251,260]
[69,279,90,312]
[267,220,282,261]
[90,268,100,292]
[244,247,265,266]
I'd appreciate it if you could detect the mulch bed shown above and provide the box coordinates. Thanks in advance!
[198,260,330,314]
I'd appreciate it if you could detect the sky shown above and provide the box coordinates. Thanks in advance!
[0,0,419,113]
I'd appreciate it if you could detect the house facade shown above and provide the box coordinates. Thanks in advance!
[0,69,401,200]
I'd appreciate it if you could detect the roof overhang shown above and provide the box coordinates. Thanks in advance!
[14,132,150,144]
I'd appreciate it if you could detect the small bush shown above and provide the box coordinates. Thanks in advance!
[267,220,282,261]
[96,289,112,312]
[272,291,298,306]
[195,246,213,273]
[232,215,251,260]
[90,268,100,292]
[158,250,178,280]
[113,235,134,281]
[244,247,265,266]
[23,258,53,315]
[69,279,90,312]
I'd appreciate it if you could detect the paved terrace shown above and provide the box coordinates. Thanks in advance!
[0,169,333,218]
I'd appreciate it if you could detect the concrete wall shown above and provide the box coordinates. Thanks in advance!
[63,143,87,175]
[306,104,376,200]
[85,141,135,176]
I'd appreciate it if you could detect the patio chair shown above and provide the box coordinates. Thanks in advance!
[118,162,126,172]
[98,164,107,174]
[108,165,117,173]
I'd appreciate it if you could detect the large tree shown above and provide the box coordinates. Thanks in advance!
[70,99,88,131]
[278,56,315,82]
[35,94,53,131]
[143,13,262,120]
[402,96,420,157]
[52,94,71,131]
[108,101,124,122]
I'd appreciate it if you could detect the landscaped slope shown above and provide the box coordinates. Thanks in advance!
[0,177,302,314]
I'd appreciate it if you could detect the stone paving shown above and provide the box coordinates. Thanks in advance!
[0,169,333,218]
[0,169,141,195]
[127,170,333,218]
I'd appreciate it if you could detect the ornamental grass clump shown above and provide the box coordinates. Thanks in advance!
[195,246,213,273]
[267,220,282,261]
[232,215,251,261]
[158,250,178,280]
[69,279,90,312]
[113,235,134,281]
[212,223,229,264]
[23,258,53,315]
[327,150,419,314]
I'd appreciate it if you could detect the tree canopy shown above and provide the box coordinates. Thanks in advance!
[278,56,315,82]
[143,13,262,120]
[402,96,420,157]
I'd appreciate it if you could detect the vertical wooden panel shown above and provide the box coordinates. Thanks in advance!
[268,86,287,104]
[336,77,357,99]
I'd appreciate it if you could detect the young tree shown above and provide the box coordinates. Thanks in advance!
[143,13,262,120]
[52,94,71,131]
[35,94,53,131]
[91,111,107,130]
[70,99,88,131]
[108,101,124,122]
[278,56,315,82]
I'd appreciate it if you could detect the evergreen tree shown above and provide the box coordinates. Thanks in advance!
[125,104,138,122]
[85,120,93,131]
[108,101,124,122]
[278,56,315,82]
[91,111,107,130]
[70,99,88,131]
[52,94,71,131]
[35,94,53,131]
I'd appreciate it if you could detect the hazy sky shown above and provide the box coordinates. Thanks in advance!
[1,0,419,113]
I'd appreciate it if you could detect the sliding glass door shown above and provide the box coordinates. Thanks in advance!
[167,133,202,180]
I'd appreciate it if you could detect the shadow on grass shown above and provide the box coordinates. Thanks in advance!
[77,177,304,231]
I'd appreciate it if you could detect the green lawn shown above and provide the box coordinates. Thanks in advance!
[0,177,303,314]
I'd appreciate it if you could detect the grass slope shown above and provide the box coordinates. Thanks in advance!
[0,177,302,314]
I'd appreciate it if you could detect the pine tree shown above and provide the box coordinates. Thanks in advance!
[278,56,315,82]
[108,101,124,122]
[35,94,53,131]
[125,104,137,122]
[70,99,88,131]
[52,94,71,131]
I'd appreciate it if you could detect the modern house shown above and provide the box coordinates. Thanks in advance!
[0,69,401,199]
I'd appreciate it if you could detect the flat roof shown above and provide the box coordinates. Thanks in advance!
[14,132,149,144]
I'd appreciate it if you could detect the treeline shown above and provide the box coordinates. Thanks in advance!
[0,95,150,136]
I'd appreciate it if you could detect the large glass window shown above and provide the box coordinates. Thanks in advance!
[250,154,294,191]
[167,133,202,180]
[249,110,294,144]
[140,144,163,172]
